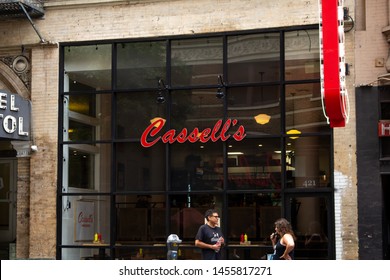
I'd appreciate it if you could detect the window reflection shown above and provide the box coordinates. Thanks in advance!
[64,144,111,192]
[115,92,166,139]
[115,142,165,191]
[228,33,280,83]
[170,89,224,131]
[227,193,281,241]
[171,37,223,86]
[64,44,112,91]
[64,94,111,142]
[227,86,280,136]
[288,196,329,260]
[227,138,282,190]
[116,41,166,89]
[286,136,331,188]
[285,83,329,133]
[116,195,166,243]
[170,142,223,191]
[61,195,110,248]
[285,30,320,81]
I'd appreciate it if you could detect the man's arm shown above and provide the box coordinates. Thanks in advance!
[195,239,220,251]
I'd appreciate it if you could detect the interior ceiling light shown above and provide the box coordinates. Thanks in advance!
[286,129,301,139]
[254,113,271,125]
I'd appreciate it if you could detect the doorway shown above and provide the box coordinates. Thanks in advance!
[0,159,17,259]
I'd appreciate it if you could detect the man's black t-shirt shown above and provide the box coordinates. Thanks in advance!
[195,224,224,260]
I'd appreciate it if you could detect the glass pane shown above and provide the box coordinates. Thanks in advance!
[115,142,165,191]
[64,44,111,91]
[171,89,224,132]
[64,143,111,192]
[227,86,280,136]
[61,194,110,248]
[116,41,166,89]
[286,136,331,188]
[170,194,223,243]
[288,196,329,260]
[116,194,166,244]
[285,29,320,81]
[228,33,280,83]
[64,94,112,141]
[171,37,223,86]
[285,83,330,134]
[227,193,281,241]
[115,91,166,139]
[227,138,281,190]
[170,142,223,191]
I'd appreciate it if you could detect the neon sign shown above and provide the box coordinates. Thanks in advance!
[141,118,246,148]
[319,0,350,127]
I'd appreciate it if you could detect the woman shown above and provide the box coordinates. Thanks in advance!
[270,218,296,260]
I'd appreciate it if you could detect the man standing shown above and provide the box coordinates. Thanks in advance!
[195,209,225,260]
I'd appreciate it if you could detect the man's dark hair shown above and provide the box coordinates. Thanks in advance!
[204,209,217,221]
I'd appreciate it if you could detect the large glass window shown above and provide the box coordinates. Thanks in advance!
[59,27,333,260]
[227,86,281,136]
[286,195,330,260]
[64,44,112,91]
[286,136,331,188]
[228,33,280,83]
[227,138,282,190]
[171,37,223,86]
[285,29,320,81]
[116,41,166,89]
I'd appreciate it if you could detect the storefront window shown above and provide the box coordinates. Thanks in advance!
[116,41,166,89]
[63,143,111,191]
[228,32,280,84]
[285,29,320,81]
[170,88,224,131]
[115,194,166,242]
[64,44,112,91]
[171,37,223,86]
[227,138,282,190]
[286,195,330,260]
[286,136,331,188]
[61,194,111,253]
[170,142,223,191]
[285,83,329,134]
[115,91,166,139]
[115,142,166,191]
[63,93,112,142]
[59,26,334,260]
[227,85,280,136]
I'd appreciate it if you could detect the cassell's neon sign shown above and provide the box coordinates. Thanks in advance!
[141,118,246,148]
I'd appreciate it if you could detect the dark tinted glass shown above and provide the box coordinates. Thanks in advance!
[171,37,223,86]
[228,33,280,83]
[116,41,166,89]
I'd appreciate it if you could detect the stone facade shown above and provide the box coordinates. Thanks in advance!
[2,0,385,259]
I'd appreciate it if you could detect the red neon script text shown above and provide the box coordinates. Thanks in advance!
[141,119,246,148]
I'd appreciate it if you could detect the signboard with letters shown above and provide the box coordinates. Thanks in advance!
[378,120,390,137]
[0,90,31,140]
